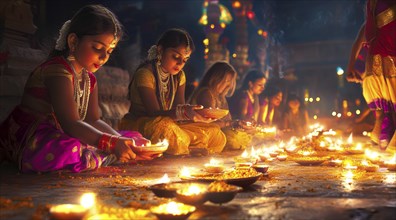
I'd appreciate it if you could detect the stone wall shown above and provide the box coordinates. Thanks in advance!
[96,66,130,130]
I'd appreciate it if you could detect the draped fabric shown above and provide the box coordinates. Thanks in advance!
[0,57,141,173]
[228,90,259,121]
[363,0,396,112]
[120,115,226,155]
[122,66,226,155]
[189,87,251,151]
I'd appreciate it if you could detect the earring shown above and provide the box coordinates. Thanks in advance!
[67,54,75,61]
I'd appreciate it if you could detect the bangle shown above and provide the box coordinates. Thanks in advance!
[176,104,190,121]
[182,105,190,120]
[98,133,111,152]
[108,135,119,153]
[98,134,118,154]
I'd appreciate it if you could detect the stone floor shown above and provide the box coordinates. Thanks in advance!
[0,136,395,220]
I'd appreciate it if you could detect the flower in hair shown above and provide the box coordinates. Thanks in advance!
[147,45,158,61]
[55,20,71,51]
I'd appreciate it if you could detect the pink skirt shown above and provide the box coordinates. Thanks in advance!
[0,106,141,173]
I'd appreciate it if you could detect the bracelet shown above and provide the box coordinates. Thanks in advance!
[108,135,119,153]
[176,104,190,121]
[98,133,119,154]
[182,105,190,120]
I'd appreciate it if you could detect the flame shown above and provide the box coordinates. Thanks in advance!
[241,150,248,158]
[209,158,219,165]
[347,133,353,144]
[180,167,191,177]
[183,184,205,195]
[80,193,95,209]
[157,174,170,184]
[386,154,396,165]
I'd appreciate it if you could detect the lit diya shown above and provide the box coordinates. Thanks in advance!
[358,160,379,172]
[277,154,288,161]
[150,201,196,220]
[175,183,208,205]
[204,158,225,173]
[345,143,365,155]
[328,159,343,167]
[49,204,89,220]
[50,193,95,220]
[235,162,253,169]
[385,154,396,171]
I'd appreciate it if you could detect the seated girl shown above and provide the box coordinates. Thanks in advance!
[0,5,155,173]
[189,61,252,150]
[228,70,267,123]
[282,93,309,136]
[120,28,226,156]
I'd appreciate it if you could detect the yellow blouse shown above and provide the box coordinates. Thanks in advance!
[128,66,186,117]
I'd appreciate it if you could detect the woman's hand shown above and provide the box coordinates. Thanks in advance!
[346,65,363,83]
[114,137,137,163]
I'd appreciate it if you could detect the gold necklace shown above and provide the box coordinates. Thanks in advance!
[69,62,90,120]
[156,63,175,110]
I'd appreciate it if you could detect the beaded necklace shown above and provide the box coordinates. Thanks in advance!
[69,62,90,120]
[156,63,176,110]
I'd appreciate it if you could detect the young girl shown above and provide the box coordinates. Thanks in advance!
[282,94,309,136]
[189,61,252,150]
[258,84,283,127]
[228,70,267,123]
[120,28,226,156]
[0,5,155,173]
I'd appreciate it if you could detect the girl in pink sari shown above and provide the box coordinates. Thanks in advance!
[347,0,396,151]
[0,5,155,173]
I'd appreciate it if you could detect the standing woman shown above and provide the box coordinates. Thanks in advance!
[346,0,396,151]
[0,5,155,173]
[120,28,226,156]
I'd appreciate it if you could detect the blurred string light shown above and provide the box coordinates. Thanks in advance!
[231,0,268,39]
[199,0,233,27]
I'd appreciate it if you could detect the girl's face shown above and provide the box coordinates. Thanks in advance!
[159,45,191,75]
[288,99,300,110]
[270,92,283,107]
[73,32,118,73]
[249,77,266,95]
[216,72,234,95]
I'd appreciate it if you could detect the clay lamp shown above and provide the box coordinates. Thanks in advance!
[150,201,196,220]
[50,193,95,220]
[204,158,225,173]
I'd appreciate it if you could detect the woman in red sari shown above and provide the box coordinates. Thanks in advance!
[347,0,396,151]
[0,5,155,173]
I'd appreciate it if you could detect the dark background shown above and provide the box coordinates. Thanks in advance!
[30,0,367,117]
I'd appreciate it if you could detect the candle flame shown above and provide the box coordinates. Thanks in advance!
[241,150,248,158]
[209,158,221,165]
[180,167,191,177]
[157,174,170,184]
[80,193,95,209]
[347,133,353,144]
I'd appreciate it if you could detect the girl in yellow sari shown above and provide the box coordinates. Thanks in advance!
[120,29,226,156]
